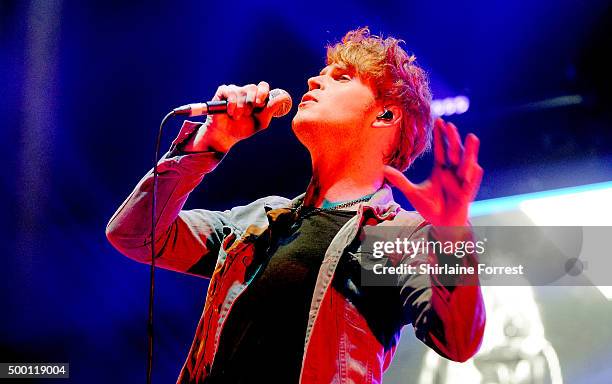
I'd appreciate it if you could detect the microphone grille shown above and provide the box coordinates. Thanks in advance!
[269,88,293,117]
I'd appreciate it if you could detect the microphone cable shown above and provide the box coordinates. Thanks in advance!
[145,90,289,382]
[147,110,176,384]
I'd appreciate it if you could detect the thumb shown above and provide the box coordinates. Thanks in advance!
[383,166,421,203]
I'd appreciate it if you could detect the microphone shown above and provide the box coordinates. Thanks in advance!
[173,88,292,117]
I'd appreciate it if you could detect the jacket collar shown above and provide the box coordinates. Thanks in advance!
[265,184,401,227]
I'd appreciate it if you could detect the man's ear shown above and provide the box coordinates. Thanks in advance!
[372,105,402,128]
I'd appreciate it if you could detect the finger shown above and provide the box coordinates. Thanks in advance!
[244,84,257,107]
[464,164,484,191]
[465,165,484,200]
[234,87,247,119]
[383,166,422,203]
[253,92,283,132]
[212,84,227,101]
[444,121,463,166]
[457,133,480,180]
[226,85,238,118]
[473,165,484,193]
[433,118,446,166]
[255,81,270,108]
[214,84,238,117]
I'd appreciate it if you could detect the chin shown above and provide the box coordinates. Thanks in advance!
[291,114,319,147]
[291,111,311,133]
[290,119,309,144]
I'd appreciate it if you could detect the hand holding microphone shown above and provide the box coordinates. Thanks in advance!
[179,82,292,153]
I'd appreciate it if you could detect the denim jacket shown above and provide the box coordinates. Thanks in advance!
[106,121,485,383]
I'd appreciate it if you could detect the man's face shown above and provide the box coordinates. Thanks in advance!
[291,63,380,149]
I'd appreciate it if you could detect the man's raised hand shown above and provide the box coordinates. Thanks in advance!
[383,118,483,227]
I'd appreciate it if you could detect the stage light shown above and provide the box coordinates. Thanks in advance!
[469,181,612,300]
[431,95,470,117]
[519,187,612,226]
[454,96,470,114]
[519,184,612,300]
[442,98,457,116]
[469,181,612,218]
[431,99,444,117]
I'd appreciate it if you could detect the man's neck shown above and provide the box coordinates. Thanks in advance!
[302,153,384,208]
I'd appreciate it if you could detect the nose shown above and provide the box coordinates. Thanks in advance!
[307,75,323,91]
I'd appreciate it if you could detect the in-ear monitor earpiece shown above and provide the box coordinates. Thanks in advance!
[377,109,393,121]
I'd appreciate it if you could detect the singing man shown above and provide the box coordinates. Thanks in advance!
[106,27,486,383]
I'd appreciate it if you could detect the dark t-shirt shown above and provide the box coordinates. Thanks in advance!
[206,208,356,383]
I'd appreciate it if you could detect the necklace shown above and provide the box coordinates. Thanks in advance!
[293,194,373,219]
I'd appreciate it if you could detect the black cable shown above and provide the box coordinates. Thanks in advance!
[148,110,176,384]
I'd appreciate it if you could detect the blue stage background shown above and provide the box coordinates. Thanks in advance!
[2,0,611,382]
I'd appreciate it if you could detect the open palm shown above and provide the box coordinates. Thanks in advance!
[384,118,483,227]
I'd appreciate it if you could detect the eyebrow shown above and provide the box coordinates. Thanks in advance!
[319,64,349,76]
